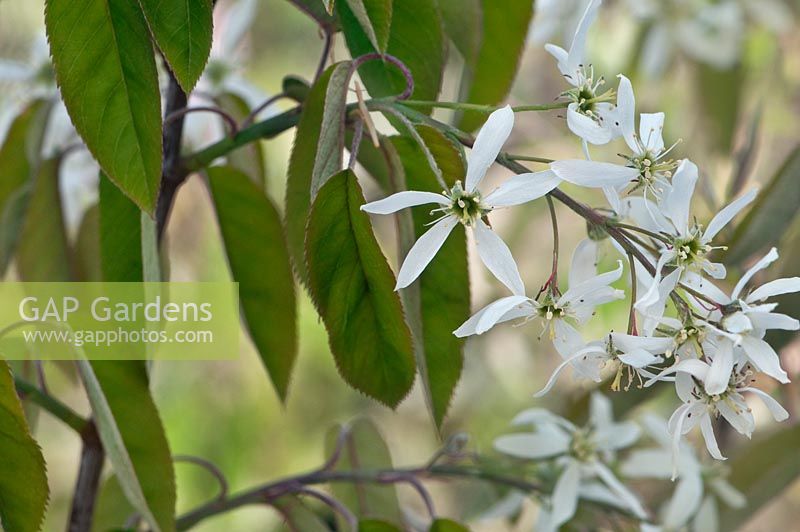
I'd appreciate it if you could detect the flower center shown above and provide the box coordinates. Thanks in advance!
[670,230,710,268]
[445,181,488,226]
[569,428,597,462]
[625,151,676,192]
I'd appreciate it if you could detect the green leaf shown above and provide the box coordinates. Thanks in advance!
[208,165,298,400]
[339,0,444,103]
[325,419,403,523]
[0,361,49,532]
[16,157,72,281]
[45,0,163,213]
[695,62,744,154]
[77,360,175,532]
[306,170,415,407]
[215,92,268,189]
[456,0,533,131]
[429,519,470,532]
[720,424,800,531]
[0,99,52,276]
[726,146,800,264]
[311,63,351,199]
[92,475,135,532]
[73,203,103,281]
[99,173,144,282]
[391,127,469,427]
[345,0,392,54]
[285,64,347,282]
[138,0,213,92]
[272,496,330,531]
[439,0,482,67]
[282,75,312,103]
[286,0,340,31]
[359,519,402,532]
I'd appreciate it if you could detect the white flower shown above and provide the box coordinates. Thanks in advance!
[645,360,789,469]
[528,0,593,45]
[622,415,746,531]
[692,247,799,393]
[495,393,648,529]
[453,239,624,356]
[630,160,758,308]
[535,332,672,397]
[545,0,624,145]
[361,106,560,292]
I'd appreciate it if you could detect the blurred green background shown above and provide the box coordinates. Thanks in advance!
[1,0,799,530]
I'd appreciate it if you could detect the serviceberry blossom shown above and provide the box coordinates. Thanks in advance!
[629,159,758,308]
[362,106,560,293]
[454,239,623,356]
[545,0,624,146]
[494,394,647,530]
[690,247,799,394]
[646,360,789,470]
[534,332,673,397]
[622,415,746,531]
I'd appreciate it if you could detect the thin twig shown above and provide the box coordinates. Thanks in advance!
[505,153,554,164]
[67,421,104,532]
[14,376,89,433]
[155,68,188,242]
[164,106,238,136]
[313,30,334,83]
[290,487,358,530]
[546,195,560,290]
[241,93,289,129]
[174,455,229,503]
[351,53,414,101]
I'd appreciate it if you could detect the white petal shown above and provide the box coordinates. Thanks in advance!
[708,479,746,509]
[611,332,673,355]
[618,348,661,368]
[512,408,577,431]
[0,59,33,81]
[621,449,674,479]
[550,159,639,188]
[693,495,719,532]
[360,190,448,214]
[615,75,637,151]
[699,414,726,460]
[703,261,727,280]
[640,112,665,153]
[663,159,698,236]
[742,387,790,422]
[453,295,532,337]
[568,238,599,288]
[476,295,532,334]
[681,271,730,305]
[663,474,704,529]
[747,312,799,331]
[484,170,560,207]
[592,461,648,519]
[717,398,754,437]
[589,391,614,428]
[550,461,582,528]
[703,188,757,242]
[740,335,790,383]
[565,0,602,74]
[595,422,640,450]
[705,340,734,396]
[395,216,457,289]
[746,277,800,303]
[560,260,624,306]
[733,247,778,300]
[635,252,672,310]
[669,405,696,480]
[465,105,514,191]
[567,105,613,145]
[645,359,710,387]
[552,319,586,359]
[493,431,570,460]
[473,220,525,295]
[544,43,570,79]
[534,346,607,397]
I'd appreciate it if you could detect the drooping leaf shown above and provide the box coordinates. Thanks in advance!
[457,0,533,131]
[77,360,175,532]
[282,75,312,103]
[344,0,392,54]
[0,99,52,276]
[0,361,49,532]
[338,0,444,104]
[208,165,298,400]
[215,91,268,189]
[695,62,744,154]
[391,126,469,427]
[16,156,72,281]
[325,419,403,523]
[720,423,800,531]
[285,63,348,282]
[285,0,340,31]
[272,496,330,531]
[429,519,470,532]
[305,170,415,407]
[99,173,143,282]
[73,203,102,281]
[439,0,482,67]
[311,63,350,199]
[726,146,800,264]
[45,0,163,213]
[138,0,213,92]
[359,519,402,532]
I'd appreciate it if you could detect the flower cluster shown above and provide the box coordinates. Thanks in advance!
[362,0,796,527]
